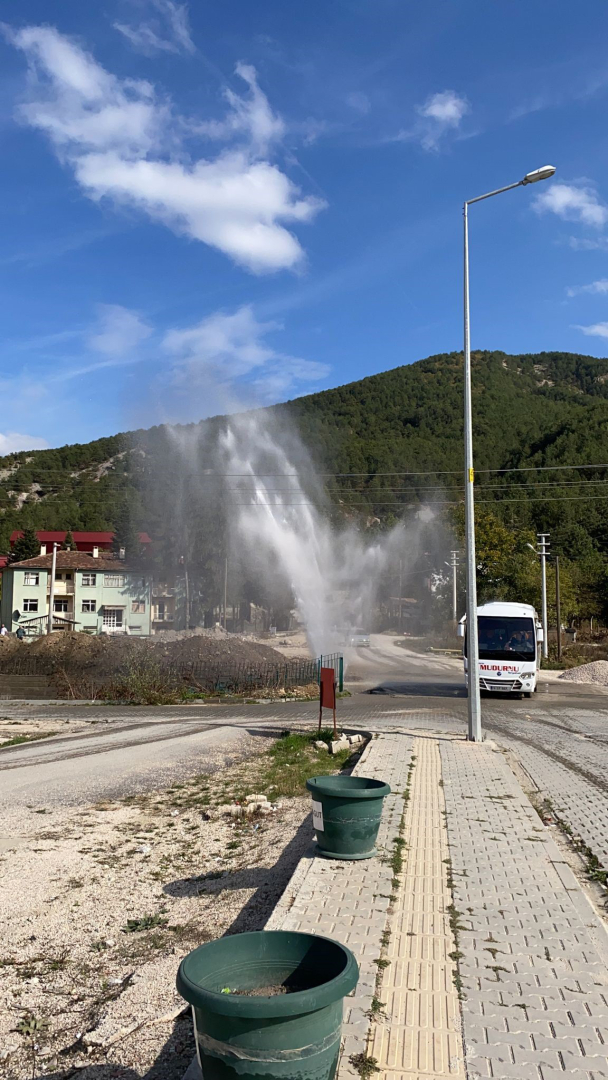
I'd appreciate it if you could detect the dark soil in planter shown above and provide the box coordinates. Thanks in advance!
[229,983,305,997]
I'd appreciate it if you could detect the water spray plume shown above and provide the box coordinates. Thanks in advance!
[220,414,430,656]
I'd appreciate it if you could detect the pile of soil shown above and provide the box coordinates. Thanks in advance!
[6,630,288,677]
[559,660,608,685]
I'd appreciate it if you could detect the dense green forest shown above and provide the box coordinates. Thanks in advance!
[2,349,608,623]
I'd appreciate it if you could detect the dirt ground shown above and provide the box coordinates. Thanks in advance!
[0,746,318,1080]
[0,716,92,749]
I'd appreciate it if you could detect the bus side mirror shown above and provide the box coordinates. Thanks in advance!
[536,628,544,643]
[457,623,465,638]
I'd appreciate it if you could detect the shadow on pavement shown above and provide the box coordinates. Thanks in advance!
[365,679,466,698]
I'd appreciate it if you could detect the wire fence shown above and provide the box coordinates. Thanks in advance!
[0,651,345,695]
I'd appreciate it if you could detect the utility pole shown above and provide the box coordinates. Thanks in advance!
[47,543,58,635]
[398,558,403,633]
[223,556,228,631]
[450,550,459,625]
[184,565,190,630]
[555,554,561,662]
[537,533,550,659]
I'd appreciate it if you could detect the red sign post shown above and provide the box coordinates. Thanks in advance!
[319,666,337,738]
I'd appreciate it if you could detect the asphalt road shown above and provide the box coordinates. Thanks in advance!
[1,634,607,807]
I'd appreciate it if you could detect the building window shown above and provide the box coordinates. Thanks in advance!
[55,572,62,581]
[65,573,73,580]
[128,625,142,632]
[82,600,96,613]
[104,574,125,588]
[131,601,145,614]
[156,601,165,621]
[23,599,38,612]
[24,572,39,586]
[103,608,124,629]
[82,573,97,586]
[54,598,69,613]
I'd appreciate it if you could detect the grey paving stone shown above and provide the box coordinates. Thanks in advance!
[440,738,608,1080]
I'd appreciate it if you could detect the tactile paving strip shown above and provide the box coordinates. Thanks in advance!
[369,735,466,1078]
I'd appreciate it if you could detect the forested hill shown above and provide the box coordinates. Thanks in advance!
[2,349,608,563]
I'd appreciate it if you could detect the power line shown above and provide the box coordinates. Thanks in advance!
[233,493,608,507]
[199,462,608,477]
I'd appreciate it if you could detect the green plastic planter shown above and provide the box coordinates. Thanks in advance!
[176,930,359,1080]
[306,775,391,860]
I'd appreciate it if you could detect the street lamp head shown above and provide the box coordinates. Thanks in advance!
[521,165,556,185]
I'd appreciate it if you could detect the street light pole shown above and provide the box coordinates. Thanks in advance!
[463,165,556,743]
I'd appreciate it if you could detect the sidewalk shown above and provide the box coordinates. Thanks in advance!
[184,727,608,1080]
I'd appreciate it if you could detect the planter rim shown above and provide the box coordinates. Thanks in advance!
[176,930,359,1017]
[306,775,391,799]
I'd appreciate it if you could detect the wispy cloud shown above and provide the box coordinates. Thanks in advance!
[2,301,329,435]
[162,304,329,402]
[574,321,608,339]
[8,25,324,273]
[533,182,608,228]
[0,432,49,454]
[114,0,195,56]
[566,279,608,298]
[195,62,285,155]
[345,91,371,116]
[569,235,608,251]
[395,89,470,151]
[87,304,152,357]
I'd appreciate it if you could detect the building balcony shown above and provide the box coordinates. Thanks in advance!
[48,581,75,595]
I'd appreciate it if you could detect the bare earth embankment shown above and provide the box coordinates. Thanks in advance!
[0,731,352,1080]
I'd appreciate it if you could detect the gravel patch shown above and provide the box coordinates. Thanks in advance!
[559,659,608,684]
[0,749,315,1079]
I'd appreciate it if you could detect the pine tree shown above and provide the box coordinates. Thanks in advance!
[61,529,76,551]
[0,522,12,556]
[112,503,141,561]
[9,526,40,563]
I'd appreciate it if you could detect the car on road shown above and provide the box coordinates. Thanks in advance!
[348,629,371,648]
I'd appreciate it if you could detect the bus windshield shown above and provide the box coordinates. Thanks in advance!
[474,616,536,661]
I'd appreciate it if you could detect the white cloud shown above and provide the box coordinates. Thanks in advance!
[566,279,608,298]
[87,304,153,357]
[416,90,469,150]
[162,304,329,400]
[9,26,324,273]
[197,62,285,154]
[0,432,49,454]
[574,321,608,339]
[345,91,371,115]
[569,235,608,251]
[533,182,608,228]
[115,0,195,56]
[394,89,470,151]
[419,90,468,125]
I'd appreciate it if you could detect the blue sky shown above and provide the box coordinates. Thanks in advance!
[2,0,608,452]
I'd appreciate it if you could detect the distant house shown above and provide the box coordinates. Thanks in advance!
[8,530,151,555]
[0,550,151,636]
